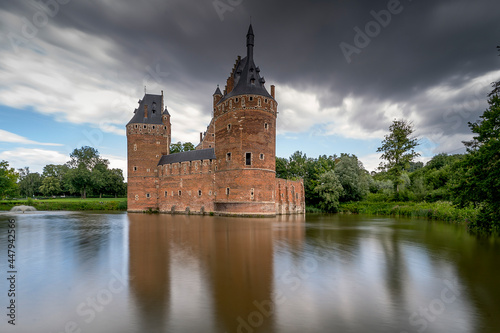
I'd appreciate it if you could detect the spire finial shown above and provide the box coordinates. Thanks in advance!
[246,24,254,59]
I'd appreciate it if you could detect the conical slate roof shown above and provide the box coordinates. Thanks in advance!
[220,25,273,102]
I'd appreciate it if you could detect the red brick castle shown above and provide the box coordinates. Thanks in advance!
[126,25,305,216]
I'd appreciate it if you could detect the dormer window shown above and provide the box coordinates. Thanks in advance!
[152,102,157,113]
[250,78,255,85]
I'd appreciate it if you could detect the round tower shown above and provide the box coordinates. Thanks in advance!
[214,25,278,215]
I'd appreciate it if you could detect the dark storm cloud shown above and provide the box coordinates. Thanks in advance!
[2,0,499,140]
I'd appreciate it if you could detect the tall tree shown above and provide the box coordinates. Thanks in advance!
[314,170,343,212]
[0,161,19,199]
[453,81,500,230]
[67,146,108,170]
[43,164,70,194]
[335,154,369,202]
[39,176,62,197]
[66,146,109,198]
[377,119,420,192]
[18,168,43,198]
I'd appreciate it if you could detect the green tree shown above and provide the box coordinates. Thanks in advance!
[67,146,107,170]
[314,170,343,212]
[170,141,196,154]
[453,83,500,230]
[276,157,289,179]
[66,147,109,198]
[0,160,18,198]
[39,176,62,197]
[106,168,126,197]
[377,119,420,192]
[43,164,70,194]
[17,167,43,197]
[90,162,109,198]
[335,154,369,202]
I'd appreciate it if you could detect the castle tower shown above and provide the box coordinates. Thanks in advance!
[126,92,171,212]
[213,25,278,215]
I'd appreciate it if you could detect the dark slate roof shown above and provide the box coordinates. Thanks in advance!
[213,85,222,96]
[127,94,165,125]
[158,148,216,165]
[220,25,273,102]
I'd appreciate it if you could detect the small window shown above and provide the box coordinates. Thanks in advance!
[212,133,214,137]
[245,153,251,166]
[165,191,168,197]
[249,96,253,101]
[146,193,150,198]
[226,152,231,161]
[227,124,231,131]
[265,99,268,103]
[236,98,239,103]
[178,190,182,196]
[264,123,268,130]
[258,98,261,107]
[152,125,155,129]
[134,195,139,201]
[209,190,212,196]
[198,190,202,196]
[133,166,137,171]
[146,168,150,172]
[134,124,138,129]
[143,125,147,129]
[226,187,230,195]
[251,188,254,200]
[209,145,212,148]
[260,154,264,160]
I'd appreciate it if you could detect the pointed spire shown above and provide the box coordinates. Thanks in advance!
[246,24,254,60]
[213,84,222,96]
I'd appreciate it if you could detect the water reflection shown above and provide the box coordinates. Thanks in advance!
[128,214,306,332]
[2,211,500,333]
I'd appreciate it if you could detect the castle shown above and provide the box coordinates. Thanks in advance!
[126,25,305,216]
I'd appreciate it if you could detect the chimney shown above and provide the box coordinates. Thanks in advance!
[200,132,203,143]
[271,85,275,99]
[144,105,148,118]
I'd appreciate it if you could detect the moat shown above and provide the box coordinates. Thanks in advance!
[1,212,499,333]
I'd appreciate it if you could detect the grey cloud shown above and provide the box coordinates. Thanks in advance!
[1,0,499,143]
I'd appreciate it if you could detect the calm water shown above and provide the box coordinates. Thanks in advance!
[1,211,499,333]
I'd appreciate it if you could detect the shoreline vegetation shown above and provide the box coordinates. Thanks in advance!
[337,200,477,226]
[1,196,475,227]
[0,197,127,211]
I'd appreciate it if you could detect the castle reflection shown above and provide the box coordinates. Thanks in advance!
[128,214,305,332]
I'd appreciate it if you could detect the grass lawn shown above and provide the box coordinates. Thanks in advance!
[0,197,127,211]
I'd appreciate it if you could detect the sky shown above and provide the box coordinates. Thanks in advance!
[1,0,499,179]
